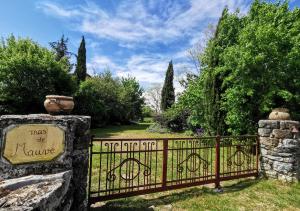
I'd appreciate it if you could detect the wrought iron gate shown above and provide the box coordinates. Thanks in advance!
[88,135,259,205]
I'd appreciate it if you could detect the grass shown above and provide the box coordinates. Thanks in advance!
[90,120,300,211]
[91,179,300,211]
[91,122,189,139]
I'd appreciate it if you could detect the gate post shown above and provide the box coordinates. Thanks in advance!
[88,135,94,208]
[215,135,221,189]
[162,139,168,189]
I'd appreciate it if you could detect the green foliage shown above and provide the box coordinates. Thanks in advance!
[74,72,144,127]
[0,35,76,114]
[154,104,189,132]
[49,35,72,72]
[74,36,87,83]
[161,61,175,111]
[141,105,153,118]
[176,0,300,135]
[119,76,144,122]
[146,122,170,134]
[222,0,300,134]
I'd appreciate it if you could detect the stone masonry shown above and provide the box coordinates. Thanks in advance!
[258,120,300,182]
[0,114,91,211]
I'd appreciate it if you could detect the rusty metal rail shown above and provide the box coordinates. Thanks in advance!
[88,135,259,205]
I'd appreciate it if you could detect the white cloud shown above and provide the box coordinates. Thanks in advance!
[37,0,250,93]
[87,52,194,94]
[87,55,120,75]
[36,2,81,18]
[37,0,250,45]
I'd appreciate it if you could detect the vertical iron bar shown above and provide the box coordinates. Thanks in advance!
[256,135,259,177]
[98,140,103,196]
[215,135,221,189]
[88,135,94,208]
[155,140,158,187]
[162,139,168,189]
[119,141,123,193]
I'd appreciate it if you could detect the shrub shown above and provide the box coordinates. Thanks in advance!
[0,35,76,114]
[74,72,144,127]
[146,123,170,133]
[154,105,189,132]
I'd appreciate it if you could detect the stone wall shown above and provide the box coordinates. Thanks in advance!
[0,114,91,210]
[258,120,300,182]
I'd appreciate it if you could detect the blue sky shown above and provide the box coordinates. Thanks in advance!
[1,0,299,92]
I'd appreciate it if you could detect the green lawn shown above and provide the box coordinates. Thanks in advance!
[90,121,300,211]
[91,121,189,139]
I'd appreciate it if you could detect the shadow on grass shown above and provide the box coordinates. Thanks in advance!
[91,123,152,138]
[90,178,260,211]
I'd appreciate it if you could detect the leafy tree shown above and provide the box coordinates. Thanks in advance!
[161,61,175,111]
[74,36,87,83]
[50,35,69,61]
[0,35,76,114]
[119,77,144,122]
[74,71,144,127]
[144,85,162,114]
[49,35,72,72]
[173,0,300,135]
[222,0,300,134]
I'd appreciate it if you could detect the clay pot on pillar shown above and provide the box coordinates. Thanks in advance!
[44,95,74,115]
[268,108,291,120]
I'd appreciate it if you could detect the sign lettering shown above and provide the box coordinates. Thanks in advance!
[2,124,65,164]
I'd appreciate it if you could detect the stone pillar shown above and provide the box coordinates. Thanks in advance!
[0,114,90,210]
[258,120,300,182]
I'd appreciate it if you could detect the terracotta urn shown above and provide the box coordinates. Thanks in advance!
[44,95,74,115]
[268,108,291,120]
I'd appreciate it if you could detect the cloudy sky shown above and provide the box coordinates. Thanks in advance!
[1,0,299,92]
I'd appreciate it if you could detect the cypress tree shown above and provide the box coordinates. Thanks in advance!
[161,61,175,111]
[75,36,87,83]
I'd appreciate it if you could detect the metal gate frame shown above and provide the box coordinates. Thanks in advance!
[88,135,259,205]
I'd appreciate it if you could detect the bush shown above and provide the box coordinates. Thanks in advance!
[141,105,153,119]
[146,123,170,133]
[0,35,76,114]
[74,72,144,127]
[154,105,189,132]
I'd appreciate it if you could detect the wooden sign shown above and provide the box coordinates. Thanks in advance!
[2,124,65,164]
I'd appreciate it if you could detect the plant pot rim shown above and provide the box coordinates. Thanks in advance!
[272,108,289,112]
[46,95,73,100]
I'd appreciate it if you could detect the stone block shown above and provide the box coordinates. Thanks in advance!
[273,161,293,174]
[280,120,300,130]
[0,114,91,211]
[0,171,72,210]
[260,137,279,147]
[258,120,280,129]
[260,148,269,155]
[73,135,91,150]
[261,162,272,171]
[264,154,295,163]
[265,170,278,178]
[282,139,300,146]
[272,129,292,139]
[277,174,295,183]
[258,128,272,137]
[269,152,293,157]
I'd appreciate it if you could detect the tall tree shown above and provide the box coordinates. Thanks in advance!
[161,61,175,111]
[75,36,87,83]
[0,35,75,114]
[49,35,69,61]
[49,35,72,72]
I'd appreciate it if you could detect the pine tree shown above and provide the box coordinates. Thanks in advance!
[161,61,175,111]
[75,36,87,83]
[49,35,69,61]
[49,35,72,71]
